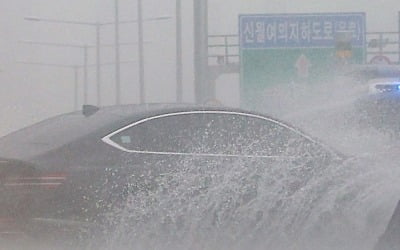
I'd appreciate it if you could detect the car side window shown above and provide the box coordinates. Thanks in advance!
[200,113,315,157]
[108,112,329,158]
[110,113,202,153]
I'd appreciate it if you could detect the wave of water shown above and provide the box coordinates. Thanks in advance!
[92,151,400,250]
[96,80,400,250]
[5,151,400,250]
[7,79,400,250]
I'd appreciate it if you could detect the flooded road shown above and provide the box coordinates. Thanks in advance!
[3,81,400,250]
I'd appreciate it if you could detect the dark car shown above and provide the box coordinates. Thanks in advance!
[354,78,400,137]
[0,103,342,240]
[346,65,400,136]
[375,200,400,250]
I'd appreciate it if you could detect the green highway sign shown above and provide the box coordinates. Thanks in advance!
[239,13,366,108]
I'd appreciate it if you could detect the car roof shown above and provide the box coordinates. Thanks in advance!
[0,103,198,160]
[87,103,345,160]
[367,77,400,85]
[346,64,400,82]
[97,103,314,137]
[0,103,343,160]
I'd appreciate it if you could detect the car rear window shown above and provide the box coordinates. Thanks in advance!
[0,111,123,160]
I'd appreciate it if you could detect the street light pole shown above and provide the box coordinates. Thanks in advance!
[176,0,183,103]
[18,60,137,111]
[115,0,121,105]
[398,11,400,64]
[25,17,103,106]
[73,65,79,110]
[20,40,93,105]
[25,14,171,106]
[194,0,209,104]
[138,0,145,104]
[83,44,89,105]
[18,61,81,111]
[95,23,102,106]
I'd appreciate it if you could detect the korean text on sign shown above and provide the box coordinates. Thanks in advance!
[240,13,365,49]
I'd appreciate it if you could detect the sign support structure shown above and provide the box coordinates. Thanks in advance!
[194,0,210,104]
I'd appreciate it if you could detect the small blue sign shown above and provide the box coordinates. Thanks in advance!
[239,13,366,49]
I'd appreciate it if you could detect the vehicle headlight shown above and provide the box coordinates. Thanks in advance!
[370,82,400,94]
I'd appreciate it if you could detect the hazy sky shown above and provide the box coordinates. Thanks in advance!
[1,0,400,135]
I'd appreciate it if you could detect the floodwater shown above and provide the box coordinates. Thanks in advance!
[3,78,400,250]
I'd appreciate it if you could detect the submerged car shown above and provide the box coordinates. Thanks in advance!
[0,103,342,239]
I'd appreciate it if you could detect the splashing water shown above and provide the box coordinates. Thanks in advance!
[93,151,400,250]
[7,79,400,250]
[96,80,400,250]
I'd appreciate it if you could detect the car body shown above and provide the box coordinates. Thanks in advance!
[0,104,342,239]
[346,64,400,84]
[367,77,400,95]
[354,77,400,134]
[374,199,400,250]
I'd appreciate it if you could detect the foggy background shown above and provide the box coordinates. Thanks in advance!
[1,0,399,136]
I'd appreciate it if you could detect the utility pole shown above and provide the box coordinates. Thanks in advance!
[176,0,183,102]
[194,0,209,104]
[138,0,145,104]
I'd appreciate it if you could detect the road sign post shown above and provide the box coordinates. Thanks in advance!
[239,12,366,109]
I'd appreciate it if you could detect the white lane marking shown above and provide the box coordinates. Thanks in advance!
[4,183,63,186]
[7,177,66,180]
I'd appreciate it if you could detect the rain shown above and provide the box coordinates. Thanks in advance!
[1,1,400,250]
